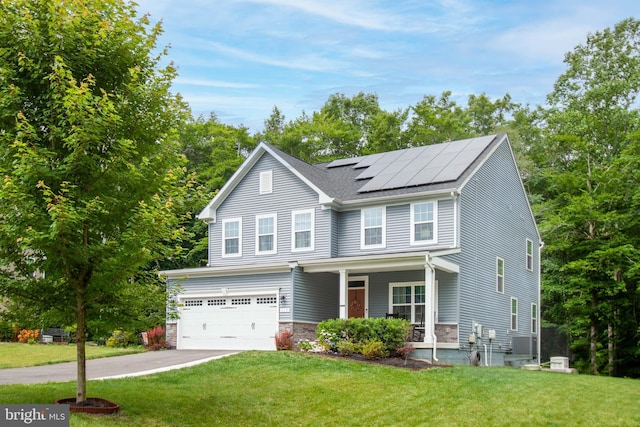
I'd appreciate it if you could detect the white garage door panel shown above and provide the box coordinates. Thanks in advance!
[178,294,278,350]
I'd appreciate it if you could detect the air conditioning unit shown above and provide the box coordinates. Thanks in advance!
[512,336,537,356]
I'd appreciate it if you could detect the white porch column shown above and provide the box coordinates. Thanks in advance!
[339,269,348,319]
[424,254,435,344]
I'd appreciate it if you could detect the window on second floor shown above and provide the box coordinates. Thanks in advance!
[222,218,242,257]
[496,257,505,293]
[526,239,533,271]
[361,207,385,249]
[411,201,437,245]
[256,214,277,254]
[259,170,272,194]
[292,209,314,252]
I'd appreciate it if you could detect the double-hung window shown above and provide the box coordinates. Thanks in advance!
[292,209,314,251]
[496,257,505,293]
[361,207,385,248]
[511,297,518,331]
[389,282,425,323]
[526,239,533,271]
[222,218,242,257]
[256,214,277,254]
[411,201,437,244]
[531,303,538,334]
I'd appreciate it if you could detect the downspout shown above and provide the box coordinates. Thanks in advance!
[432,332,439,362]
[484,344,488,366]
[425,253,439,362]
[537,241,545,364]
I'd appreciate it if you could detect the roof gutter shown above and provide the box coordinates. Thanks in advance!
[324,187,459,211]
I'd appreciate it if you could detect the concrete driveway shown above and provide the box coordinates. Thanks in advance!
[0,349,238,385]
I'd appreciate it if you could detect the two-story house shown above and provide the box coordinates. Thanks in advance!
[162,133,541,366]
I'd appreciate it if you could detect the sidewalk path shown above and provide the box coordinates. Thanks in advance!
[0,349,238,385]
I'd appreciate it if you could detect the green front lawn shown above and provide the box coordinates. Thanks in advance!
[0,343,144,368]
[1,351,639,426]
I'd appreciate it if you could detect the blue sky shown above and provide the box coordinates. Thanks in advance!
[134,0,637,132]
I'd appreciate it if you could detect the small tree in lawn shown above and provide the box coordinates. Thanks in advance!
[0,0,190,403]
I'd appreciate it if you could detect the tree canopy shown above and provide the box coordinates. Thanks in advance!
[0,0,190,401]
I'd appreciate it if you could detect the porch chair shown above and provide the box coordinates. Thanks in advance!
[412,311,425,342]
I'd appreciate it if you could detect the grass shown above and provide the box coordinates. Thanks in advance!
[0,343,144,368]
[0,351,639,426]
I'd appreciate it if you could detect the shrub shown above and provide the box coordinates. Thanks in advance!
[0,321,16,342]
[396,344,415,364]
[17,329,39,344]
[316,317,410,354]
[144,326,170,351]
[275,329,294,350]
[105,329,135,348]
[296,339,328,353]
[362,339,387,360]
[337,340,359,356]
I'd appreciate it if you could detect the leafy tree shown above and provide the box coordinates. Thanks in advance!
[166,114,255,270]
[0,0,190,402]
[405,91,471,145]
[534,18,640,375]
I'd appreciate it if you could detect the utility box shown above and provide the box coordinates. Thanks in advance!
[41,335,53,344]
[550,356,569,370]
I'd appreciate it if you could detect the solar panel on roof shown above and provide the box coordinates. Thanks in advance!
[326,156,366,168]
[357,135,496,192]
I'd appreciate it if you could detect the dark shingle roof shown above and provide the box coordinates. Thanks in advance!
[267,134,503,204]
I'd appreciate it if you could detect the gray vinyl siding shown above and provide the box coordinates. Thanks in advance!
[446,139,539,349]
[209,154,331,266]
[293,269,339,321]
[437,271,458,323]
[167,271,293,321]
[337,198,456,257]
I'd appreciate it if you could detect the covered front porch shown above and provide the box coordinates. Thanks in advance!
[298,250,460,350]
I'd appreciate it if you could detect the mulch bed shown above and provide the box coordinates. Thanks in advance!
[311,352,451,370]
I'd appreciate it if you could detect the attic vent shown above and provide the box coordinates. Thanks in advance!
[259,170,272,194]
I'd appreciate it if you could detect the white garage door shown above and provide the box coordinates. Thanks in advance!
[178,294,278,350]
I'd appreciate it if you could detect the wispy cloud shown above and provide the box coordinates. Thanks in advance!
[237,0,460,33]
[206,42,344,72]
[175,78,260,89]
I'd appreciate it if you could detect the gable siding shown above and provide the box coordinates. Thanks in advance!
[337,198,456,257]
[209,154,331,266]
[446,140,539,349]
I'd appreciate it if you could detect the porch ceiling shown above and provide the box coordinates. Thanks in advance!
[299,250,460,274]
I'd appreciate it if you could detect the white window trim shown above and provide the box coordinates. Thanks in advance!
[259,170,273,195]
[511,297,518,331]
[291,209,315,252]
[531,302,538,335]
[496,257,504,294]
[222,218,242,258]
[255,213,277,255]
[388,281,434,324]
[410,200,438,245]
[361,206,386,249]
[526,238,533,271]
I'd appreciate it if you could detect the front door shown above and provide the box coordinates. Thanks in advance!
[348,288,365,318]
